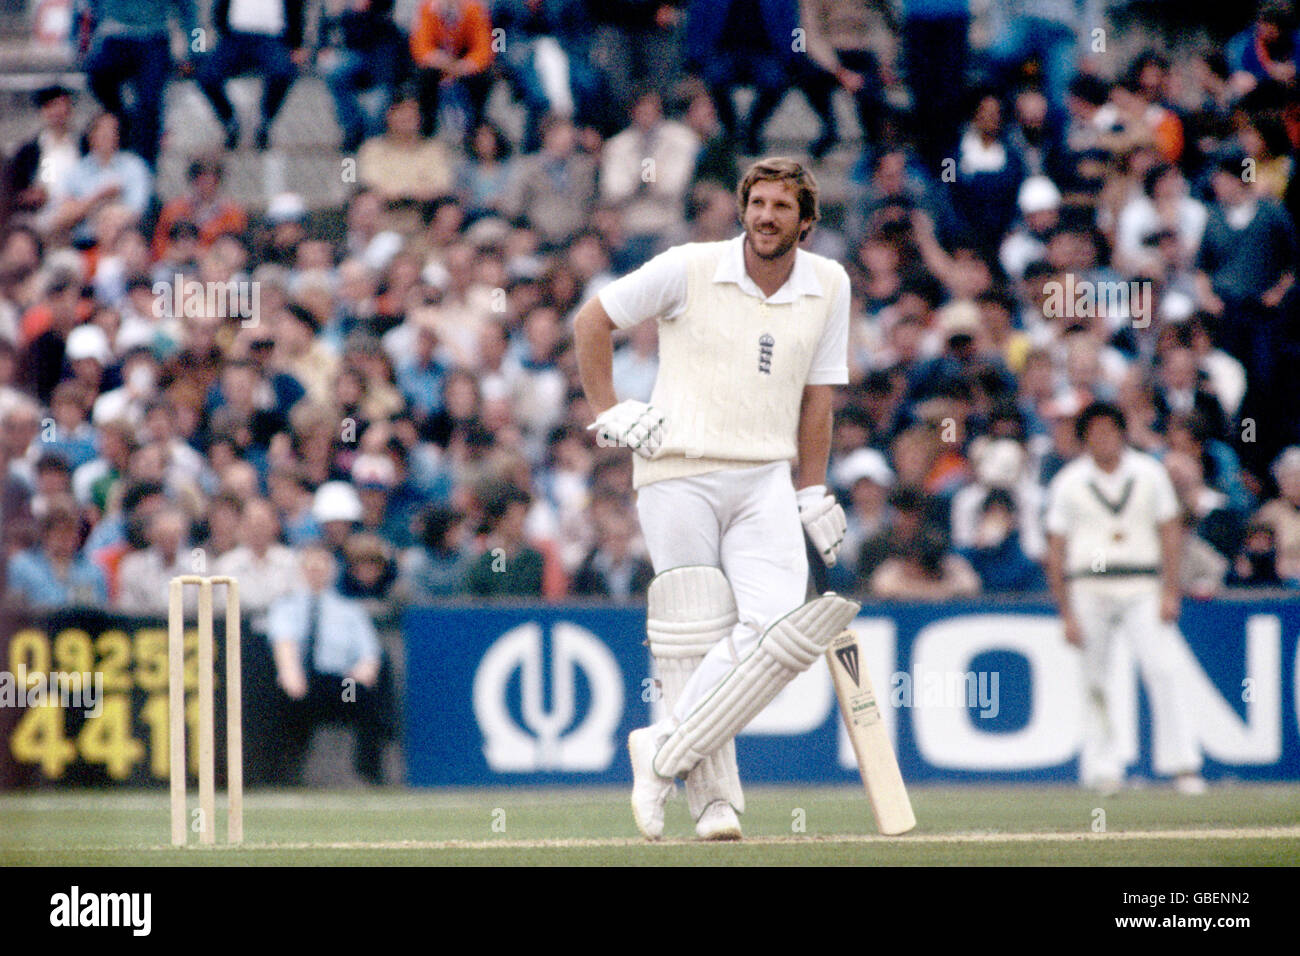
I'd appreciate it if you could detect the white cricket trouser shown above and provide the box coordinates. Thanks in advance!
[636,461,809,720]
[1070,578,1202,784]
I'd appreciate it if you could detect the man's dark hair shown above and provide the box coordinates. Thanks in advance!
[419,504,459,552]
[483,484,531,523]
[1068,74,1110,107]
[1074,401,1127,442]
[33,84,72,108]
[887,485,926,514]
[121,480,167,514]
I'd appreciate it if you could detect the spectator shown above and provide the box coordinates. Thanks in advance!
[454,122,515,218]
[358,93,456,205]
[0,392,41,491]
[1184,314,1245,423]
[321,0,405,153]
[151,156,249,261]
[199,491,244,563]
[900,0,970,175]
[684,0,797,155]
[84,0,197,167]
[1164,448,1243,562]
[396,503,471,599]
[44,381,98,471]
[267,463,320,545]
[958,489,1046,593]
[5,86,80,227]
[1230,521,1282,587]
[115,506,193,613]
[1000,176,1061,282]
[950,435,1045,559]
[341,189,405,273]
[1114,163,1206,278]
[610,316,658,404]
[869,527,980,600]
[1255,446,1300,583]
[951,92,1026,254]
[339,530,399,601]
[487,0,564,152]
[1152,346,1231,441]
[49,112,152,247]
[1179,510,1229,598]
[409,0,495,138]
[212,496,303,616]
[599,88,699,258]
[799,0,893,160]
[858,484,930,583]
[351,451,417,548]
[678,78,739,191]
[570,504,653,599]
[5,496,106,607]
[831,448,894,576]
[1196,153,1296,472]
[1226,0,1300,93]
[197,0,308,150]
[986,0,1088,126]
[267,541,389,785]
[500,113,599,248]
[270,304,339,406]
[465,484,544,596]
[312,479,364,559]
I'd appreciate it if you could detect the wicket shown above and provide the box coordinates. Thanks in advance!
[168,575,243,846]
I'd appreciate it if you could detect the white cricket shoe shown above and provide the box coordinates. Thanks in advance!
[628,727,674,840]
[695,800,742,841]
[1174,773,1208,795]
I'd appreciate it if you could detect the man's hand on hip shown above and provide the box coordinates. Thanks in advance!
[588,400,665,459]
[797,484,846,567]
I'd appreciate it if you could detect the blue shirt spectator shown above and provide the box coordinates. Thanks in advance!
[5,501,108,608]
[55,112,152,244]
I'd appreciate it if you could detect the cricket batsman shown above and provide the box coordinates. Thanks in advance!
[573,158,860,840]
[1044,401,1206,796]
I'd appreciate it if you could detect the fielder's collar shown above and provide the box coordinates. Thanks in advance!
[713,234,825,304]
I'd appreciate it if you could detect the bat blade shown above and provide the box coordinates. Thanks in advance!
[827,630,916,836]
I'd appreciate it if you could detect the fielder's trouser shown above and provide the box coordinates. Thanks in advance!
[636,462,809,814]
[1070,579,1202,784]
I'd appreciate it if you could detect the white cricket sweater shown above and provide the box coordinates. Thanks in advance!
[599,237,849,489]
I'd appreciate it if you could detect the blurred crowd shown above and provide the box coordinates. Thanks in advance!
[3,0,1300,619]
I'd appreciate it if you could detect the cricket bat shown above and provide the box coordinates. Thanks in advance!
[827,630,916,835]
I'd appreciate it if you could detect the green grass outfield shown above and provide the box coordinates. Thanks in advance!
[3,783,1299,866]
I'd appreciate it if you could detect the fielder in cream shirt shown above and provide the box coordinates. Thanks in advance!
[1045,401,1205,796]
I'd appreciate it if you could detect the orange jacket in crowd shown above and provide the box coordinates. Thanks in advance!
[151,196,249,261]
[409,0,494,75]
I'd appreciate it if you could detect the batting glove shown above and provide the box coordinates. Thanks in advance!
[797,484,847,567]
[588,400,666,459]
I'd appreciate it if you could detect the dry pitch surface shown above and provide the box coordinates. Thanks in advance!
[3,783,1298,866]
